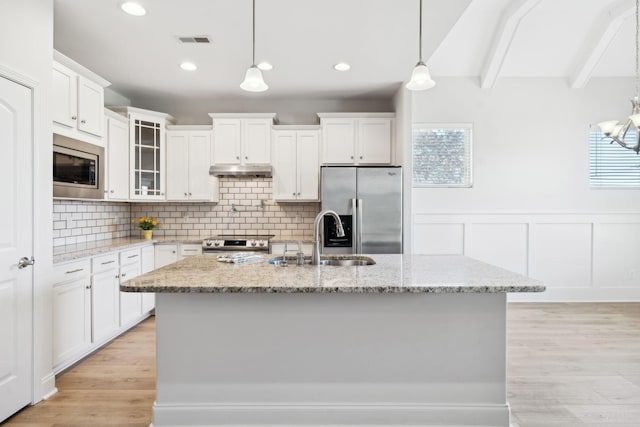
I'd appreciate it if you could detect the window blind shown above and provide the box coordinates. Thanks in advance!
[589,130,640,188]
[412,124,472,187]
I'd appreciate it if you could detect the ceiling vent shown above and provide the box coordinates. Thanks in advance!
[178,36,211,44]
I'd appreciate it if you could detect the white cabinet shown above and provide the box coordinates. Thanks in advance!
[210,113,276,165]
[52,51,109,144]
[104,109,130,200]
[119,248,142,326]
[272,127,320,201]
[319,113,394,165]
[155,244,179,268]
[53,259,91,368]
[109,107,175,200]
[166,127,218,202]
[180,243,202,258]
[90,253,120,344]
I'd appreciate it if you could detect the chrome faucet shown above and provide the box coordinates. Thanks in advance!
[312,210,345,265]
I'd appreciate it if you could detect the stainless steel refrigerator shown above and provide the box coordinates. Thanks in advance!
[321,166,402,254]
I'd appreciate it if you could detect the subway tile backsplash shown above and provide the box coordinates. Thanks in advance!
[53,178,320,246]
[53,200,131,247]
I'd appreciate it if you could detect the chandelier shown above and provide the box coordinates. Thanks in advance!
[597,0,640,153]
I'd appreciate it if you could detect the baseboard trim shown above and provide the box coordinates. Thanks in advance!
[152,402,510,426]
[39,372,57,401]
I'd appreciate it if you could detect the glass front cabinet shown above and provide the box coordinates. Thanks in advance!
[111,107,175,200]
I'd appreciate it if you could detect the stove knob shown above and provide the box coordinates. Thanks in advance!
[251,240,257,247]
[259,241,265,247]
[214,242,220,247]
[205,241,212,247]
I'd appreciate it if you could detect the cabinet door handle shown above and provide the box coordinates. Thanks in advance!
[172,250,176,254]
[360,156,363,160]
[293,192,296,196]
[236,156,240,160]
[127,254,139,259]
[81,119,86,124]
[115,275,120,279]
[86,285,91,290]
[71,116,77,120]
[297,192,301,196]
[184,192,188,196]
[350,156,354,160]
[121,273,126,278]
[65,268,84,274]
[110,190,115,193]
[188,192,192,196]
[101,260,115,265]
[245,156,248,160]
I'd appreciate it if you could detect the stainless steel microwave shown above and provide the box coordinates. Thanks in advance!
[53,134,104,199]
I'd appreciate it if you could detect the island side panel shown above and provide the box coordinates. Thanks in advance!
[153,292,510,427]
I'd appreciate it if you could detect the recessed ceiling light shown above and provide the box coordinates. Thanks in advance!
[180,62,197,71]
[121,2,146,16]
[257,62,273,71]
[334,62,351,71]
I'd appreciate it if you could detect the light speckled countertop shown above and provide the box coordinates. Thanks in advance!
[121,254,545,294]
[53,237,202,264]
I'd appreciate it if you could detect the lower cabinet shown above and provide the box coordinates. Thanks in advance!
[52,259,91,368]
[53,244,156,373]
[155,244,179,268]
[119,248,142,327]
[91,253,120,344]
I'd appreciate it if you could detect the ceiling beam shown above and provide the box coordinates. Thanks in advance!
[480,0,542,89]
[569,0,634,89]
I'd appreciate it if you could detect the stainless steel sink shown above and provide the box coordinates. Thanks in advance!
[269,255,375,266]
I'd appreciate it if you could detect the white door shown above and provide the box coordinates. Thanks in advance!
[166,132,189,200]
[242,119,271,164]
[358,118,392,164]
[51,62,76,128]
[296,131,320,200]
[272,131,297,200]
[322,118,355,164]
[0,76,33,421]
[212,119,241,164]
[106,117,130,200]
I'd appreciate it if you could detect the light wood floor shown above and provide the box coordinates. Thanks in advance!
[3,303,639,427]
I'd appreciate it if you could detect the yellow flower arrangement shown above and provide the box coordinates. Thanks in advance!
[137,216,158,230]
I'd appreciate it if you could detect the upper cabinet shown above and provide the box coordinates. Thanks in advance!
[52,51,110,145]
[109,107,175,200]
[209,113,276,165]
[318,113,395,165]
[272,126,320,201]
[104,109,130,200]
[166,126,218,202]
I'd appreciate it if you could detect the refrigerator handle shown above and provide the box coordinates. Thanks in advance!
[351,198,357,255]
[357,198,363,254]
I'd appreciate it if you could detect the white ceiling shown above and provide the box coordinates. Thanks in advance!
[53,0,637,117]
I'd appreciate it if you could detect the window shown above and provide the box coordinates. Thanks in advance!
[412,123,472,187]
[589,129,640,188]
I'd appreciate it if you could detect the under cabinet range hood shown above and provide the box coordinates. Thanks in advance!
[209,164,272,177]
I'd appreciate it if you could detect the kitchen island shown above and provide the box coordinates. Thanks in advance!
[122,254,544,427]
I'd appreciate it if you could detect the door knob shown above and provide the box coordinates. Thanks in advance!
[18,256,35,269]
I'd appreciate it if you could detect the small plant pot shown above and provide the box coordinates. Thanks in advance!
[143,230,153,240]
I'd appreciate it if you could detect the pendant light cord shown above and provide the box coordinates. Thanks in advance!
[252,0,256,66]
[418,0,423,62]
[636,0,640,98]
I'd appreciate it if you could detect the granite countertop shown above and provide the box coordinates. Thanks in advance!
[121,254,546,294]
[53,236,203,264]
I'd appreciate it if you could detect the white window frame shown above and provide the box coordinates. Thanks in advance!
[412,122,473,188]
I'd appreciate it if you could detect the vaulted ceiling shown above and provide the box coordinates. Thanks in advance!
[54,0,637,117]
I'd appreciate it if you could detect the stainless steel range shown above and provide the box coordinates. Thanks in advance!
[201,235,273,253]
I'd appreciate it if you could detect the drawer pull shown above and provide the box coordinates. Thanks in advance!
[65,268,84,274]
[101,260,116,265]
[121,273,126,278]
[127,254,139,259]
[184,249,198,252]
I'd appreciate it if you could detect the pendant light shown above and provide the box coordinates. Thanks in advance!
[406,0,436,91]
[597,0,640,153]
[240,0,268,92]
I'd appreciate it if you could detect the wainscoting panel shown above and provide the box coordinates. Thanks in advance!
[593,222,640,289]
[412,213,640,301]
[468,223,528,276]
[413,223,464,255]
[531,223,592,289]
